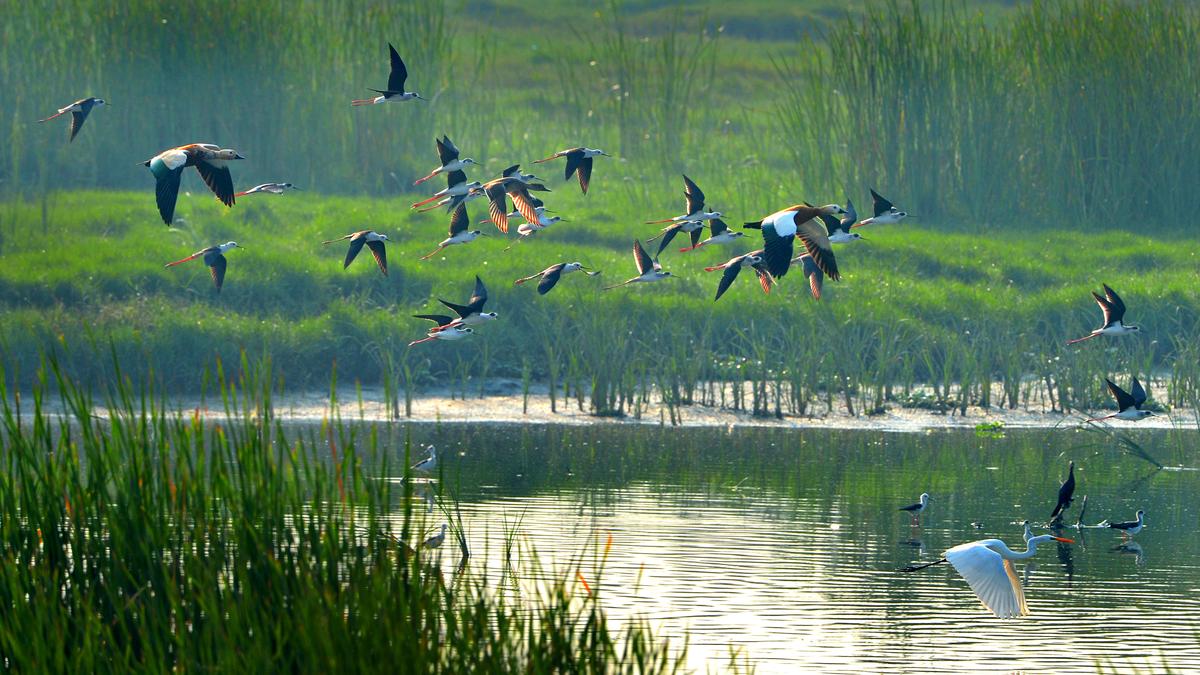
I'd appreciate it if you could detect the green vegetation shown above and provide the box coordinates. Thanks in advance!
[1,0,1198,419]
[0,358,688,672]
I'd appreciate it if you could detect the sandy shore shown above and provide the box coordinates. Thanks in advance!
[42,378,1188,433]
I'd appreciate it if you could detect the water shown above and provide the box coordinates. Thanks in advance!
[358,422,1200,673]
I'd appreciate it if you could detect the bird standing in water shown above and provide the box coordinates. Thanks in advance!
[1049,461,1076,525]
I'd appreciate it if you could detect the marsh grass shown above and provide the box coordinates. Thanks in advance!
[0,356,689,672]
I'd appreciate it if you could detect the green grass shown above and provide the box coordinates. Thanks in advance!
[0,357,691,672]
[1,189,1197,418]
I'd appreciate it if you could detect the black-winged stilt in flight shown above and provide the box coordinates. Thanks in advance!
[351,43,424,105]
[1067,284,1140,344]
[603,240,672,290]
[1088,378,1155,423]
[411,169,483,212]
[414,136,477,185]
[679,218,744,252]
[235,182,300,197]
[409,315,474,346]
[645,175,722,225]
[533,147,609,194]
[854,189,907,227]
[322,230,389,276]
[164,242,241,292]
[439,275,498,326]
[39,96,106,142]
[514,262,599,295]
[704,250,771,301]
[421,204,485,260]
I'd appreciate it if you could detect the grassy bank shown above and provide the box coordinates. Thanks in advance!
[3,1,1199,229]
[0,359,690,672]
[1,190,1197,419]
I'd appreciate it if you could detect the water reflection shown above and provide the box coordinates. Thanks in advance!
[359,423,1200,673]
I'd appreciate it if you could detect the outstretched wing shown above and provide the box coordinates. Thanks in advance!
[1105,378,1136,410]
[577,157,594,194]
[632,240,654,276]
[714,262,743,301]
[537,265,564,295]
[682,174,705,215]
[448,203,469,236]
[414,314,455,327]
[208,254,228,291]
[799,254,824,300]
[1129,377,1147,407]
[366,240,388,276]
[387,43,409,92]
[193,161,236,207]
[870,188,895,217]
[468,275,488,309]
[68,109,90,142]
[945,542,1028,619]
[343,236,366,269]
[760,222,794,279]
[795,219,839,281]
[155,167,185,225]
[485,182,510,233]
[1101,284,1126,323]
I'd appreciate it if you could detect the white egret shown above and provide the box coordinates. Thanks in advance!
[902,534,1073,618]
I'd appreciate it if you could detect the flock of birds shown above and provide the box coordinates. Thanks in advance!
[43,41,1163,620]
[897,459,1147,619]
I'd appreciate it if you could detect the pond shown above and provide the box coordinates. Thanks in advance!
[354,422,1200,673]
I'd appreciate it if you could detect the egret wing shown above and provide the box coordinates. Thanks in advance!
[945,541,1028,618]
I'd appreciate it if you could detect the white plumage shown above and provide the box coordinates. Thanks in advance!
[945,539,1029,618]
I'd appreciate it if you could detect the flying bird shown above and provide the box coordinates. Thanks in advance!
[645,175,722,225]
[322,230,388,276]
[901,535,1074,618]
[791,253,825,300]
[1087,377,1155,423]
[352,43,424,105]
[679,219,744,252]
[744,203,845,281]
[854,189,907,227]
[412,169,483,211]
[143,143,245,226]
[409,316,474,347]
[1049,461,1076,524]
[414,136,477,185]
[898,492,931,524]
[533,147,609,194]
[420,204,485,260]
[163,242,240,292]
[812,199,863,243]
[704,250,772,301]
[603,240,672,290]
[514,262,599,295]
[438,276,498,326]
[235,182,300,197]
[39,97,106,142]
[647,220,705,258]
[1067,284,1140,344]
[481,175,544,233]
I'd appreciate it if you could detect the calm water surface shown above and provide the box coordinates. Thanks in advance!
[355,423,1200,673]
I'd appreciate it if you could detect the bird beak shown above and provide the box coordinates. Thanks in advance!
[235,154,246,160]
[1052,537,1074,543]
[292,186,303,191]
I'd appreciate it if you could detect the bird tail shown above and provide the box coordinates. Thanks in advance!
[1066,333,1098,345]
[743,220,763,229]
[900,558,947,573]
